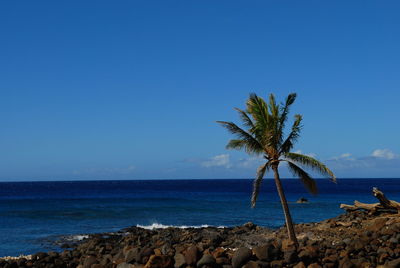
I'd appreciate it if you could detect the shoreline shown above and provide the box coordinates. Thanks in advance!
[2,210,400,267]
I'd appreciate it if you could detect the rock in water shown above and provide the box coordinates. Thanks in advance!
[232,248,252,268]
[296,197,308,203]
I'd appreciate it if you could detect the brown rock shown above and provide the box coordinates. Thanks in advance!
[117,263,134,268]
[141,248,155,264]
[283,250,298,264]
[232,248,252,268]
[253,244,277,262]
[83,256,98,268]
[144,255,173,268]
[91,264,104,268]
[321,255,337,264]
[184,245,199,266]
[385,258,400,268]
[255,261,270,268]
[338,257,355,268]
[213,248,227,259]
[174,253,186,268]
[270,260,284,268]
[125,248,141,264]
[154,249,162,256]
[281,239,296,251]
[293,262,306,268]
[307,264,321,268]
[298,247,319,264]
[359,262,373,268]
[216,257,230,265]
[242,261,260,268]
[378,253,389,264]
[197,255,216,268]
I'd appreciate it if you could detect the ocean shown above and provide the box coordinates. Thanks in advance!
[0,178,399,257]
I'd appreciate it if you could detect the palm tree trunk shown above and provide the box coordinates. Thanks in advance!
[272,164,298,247]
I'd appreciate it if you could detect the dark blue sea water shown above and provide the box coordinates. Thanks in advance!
[1,179,399,256]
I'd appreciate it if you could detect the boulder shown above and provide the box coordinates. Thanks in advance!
[197,255,216,268]
[212,248,227,259]
[293,262,306,268]
[117,263,134,268]
[125,248,141,263]
[270,260,284,268]
[184,245,199,266]
[141,248,155,264]
[385,258,400,268]
[83,256,98,268]
[253,244,278,261]
[174,253,186,268]
[283,250,298,264]
[232,248,252,268]
[144,255,173,268]
[307,263,322,268]
[338,257,355,268]
[242,261,260,268]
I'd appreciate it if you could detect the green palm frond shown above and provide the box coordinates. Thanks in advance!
[285,152,336,182]
[226,139,246,150]
[251,162,270,208]
[279,114,302,154]
[216,121,263,154]
[234,108,254,129]
[286,161,318,194]
[268,94,279,119]
[246,94,270,132]
[278,93,297,143]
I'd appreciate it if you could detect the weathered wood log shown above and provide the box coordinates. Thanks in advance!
[340,187,400,214]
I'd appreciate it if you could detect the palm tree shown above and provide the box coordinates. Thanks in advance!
[217,93,336,246]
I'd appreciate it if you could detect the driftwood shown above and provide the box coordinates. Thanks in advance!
[340,187,400,214]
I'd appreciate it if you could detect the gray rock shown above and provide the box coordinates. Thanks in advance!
[283,250,298,264]
[242,260,260,268]
[184,245,199,266]
[232,247,252,268]
[83,255,98,268]
[253,244,277,261]
[125,248,141,263]
[174,253,186,268]
[117,263,133,268]
[387,258,400,268]
[197,255,216,268]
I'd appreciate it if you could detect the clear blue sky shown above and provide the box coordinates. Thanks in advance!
[1,0,399,181]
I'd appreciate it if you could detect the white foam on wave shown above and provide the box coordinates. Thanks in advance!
[136,223,225,230]
[67,235,89,241]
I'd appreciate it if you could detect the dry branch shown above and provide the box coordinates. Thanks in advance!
[340,187,400,214]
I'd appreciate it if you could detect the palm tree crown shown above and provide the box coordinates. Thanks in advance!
[217,92,336,245]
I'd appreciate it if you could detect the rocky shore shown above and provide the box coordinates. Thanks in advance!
[2,211,400,268]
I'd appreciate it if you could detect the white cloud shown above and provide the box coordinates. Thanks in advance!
[238,156,264,168]
[330,153,354,161]
[371,149,397,160]
[293,150,317,158]
[326,149,400,176]
[201,154,232,168]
